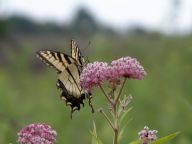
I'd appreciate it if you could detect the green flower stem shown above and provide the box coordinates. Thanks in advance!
[113,106,119,144]
[114,77,127,105]
[113,104,119,144]
[100,109,115,130]
[99,78,128,144]
[114,128,119,144]
[99,84,113,105]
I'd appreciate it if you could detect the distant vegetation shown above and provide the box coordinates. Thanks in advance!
[0,8,158,39]
[0,8,117,37]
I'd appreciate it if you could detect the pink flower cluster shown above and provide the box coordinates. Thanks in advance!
[18,123,57,144]
[111,57,146,79]
[138,126,158,144]
[80,61,108,92]
[80,57,146,91]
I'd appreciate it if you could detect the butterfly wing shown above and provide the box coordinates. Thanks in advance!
[70,40,94,113]
[71,39,86,68]
[56,63,93,118]
[36,40,94,118]
[36,50,75,73]
[58,63,82,98]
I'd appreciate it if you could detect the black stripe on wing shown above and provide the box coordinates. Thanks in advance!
[57,63,82,98]
[36,50,75,73]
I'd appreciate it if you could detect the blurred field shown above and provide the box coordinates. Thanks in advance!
[0,32,192,144]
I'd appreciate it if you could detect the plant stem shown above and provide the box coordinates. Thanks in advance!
[113,92,120,144]
[101,110,115,130]
[114,78,127,105]
[114,128,118,144]
[99,84,113,105]
[99,78,127,144]
[113,105,119,144]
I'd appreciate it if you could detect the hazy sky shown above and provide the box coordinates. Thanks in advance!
[0,0,192,32]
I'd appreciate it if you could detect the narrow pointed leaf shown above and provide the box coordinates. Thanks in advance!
[151,132,180,144]
[129,132,179,144]
[120,107,133,123]
[91,121,104,144]
[119,118,133,140]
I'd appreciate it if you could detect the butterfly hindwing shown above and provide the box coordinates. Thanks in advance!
[58,63,82,98]
[56,64,86,118]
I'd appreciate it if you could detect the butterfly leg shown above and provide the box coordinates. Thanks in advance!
[88,95,94,113]
[70,109,73,119]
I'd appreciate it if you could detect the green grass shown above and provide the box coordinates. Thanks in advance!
[0,35,192,143]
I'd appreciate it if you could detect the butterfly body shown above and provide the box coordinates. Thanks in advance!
[36,40,94,118]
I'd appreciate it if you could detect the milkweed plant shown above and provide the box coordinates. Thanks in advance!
[80,56,179,144]
[17,57,179,144]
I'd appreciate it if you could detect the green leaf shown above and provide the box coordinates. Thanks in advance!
[119,118,133,140]
[119,107,133,124]
[90,121,104,144]
[129,132,180,144]
[151,132,180,144]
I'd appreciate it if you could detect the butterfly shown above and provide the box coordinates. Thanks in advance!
[36,39,94,118]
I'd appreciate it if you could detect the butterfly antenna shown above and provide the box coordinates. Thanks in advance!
[83,40,91,64]
[88,40,91,50]
[82,40,91,55]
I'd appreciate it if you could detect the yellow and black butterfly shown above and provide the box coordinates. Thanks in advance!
[36,40,94,118]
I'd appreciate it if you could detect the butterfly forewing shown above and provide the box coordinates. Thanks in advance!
[71,40,79,61]
[71,39,86,67]
[37,50,75,73]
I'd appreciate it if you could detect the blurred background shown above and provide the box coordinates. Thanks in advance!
[0,0,192,143]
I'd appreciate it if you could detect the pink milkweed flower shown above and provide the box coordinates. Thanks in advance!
[80,61,108,92]
[111,57,146,80]
[138,126,158,144]
[18,123,57,144]
[80,57,146,92]
[105,66,121,88]
[105,66,120,81]
[148,130,158,141]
